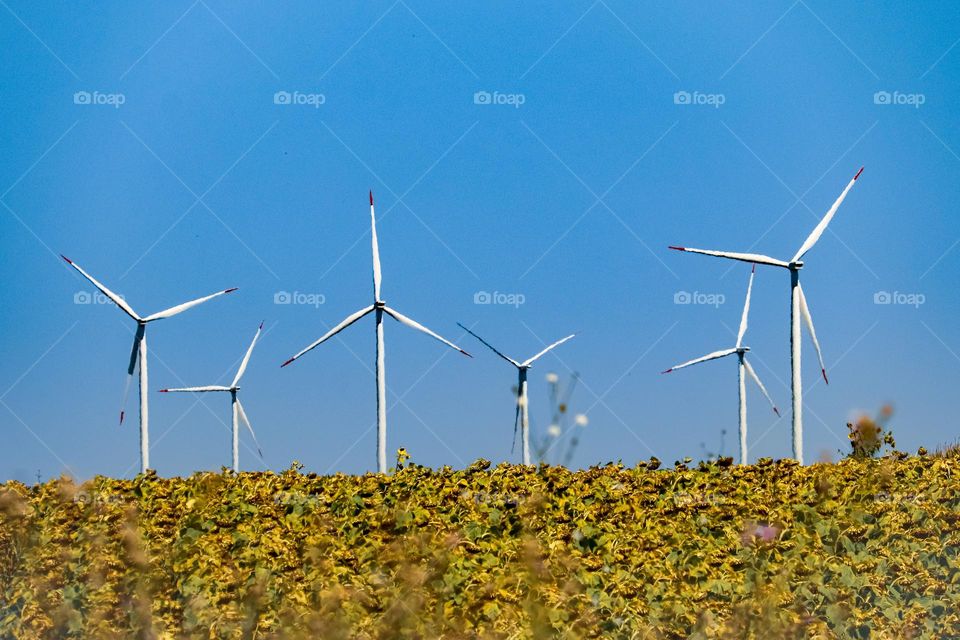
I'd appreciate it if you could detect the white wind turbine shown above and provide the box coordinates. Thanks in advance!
[661,266,778,464]
[62,255,237,473]
[281,192,471,474]
[457,324,575,465]
[158,323,265,472]
[669,167,863,464]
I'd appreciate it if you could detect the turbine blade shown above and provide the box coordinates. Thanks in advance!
[157,386,231,392]
[736,266,755,348]
[521,334,576,367]
[61,256,141,321]
[143,288,238,322]
[797,283,828,384]
[281,305,375,367]
[383,307,471,356]
[743,358,780,416]
[668,247,790,269]
[456,323,520,367]
[792,167,863,263]
[661,347,738,374]
[120,325,144,425]
[370,191,382,301]
[232,322,263,387]
[235,399,263,460]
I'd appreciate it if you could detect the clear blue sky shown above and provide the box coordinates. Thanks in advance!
[2,1,959,480]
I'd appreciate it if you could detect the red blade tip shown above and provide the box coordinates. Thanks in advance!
[224,287,238,294]
[854,167,864,181]
[281,357,295,368]
[61,254,73,264]
[752,264,756,274]
[661,368,673,374]
[822,368,829,384]
[668,246,685,251]
[369,191,374,206]
[119,411,125,425]
[258,322,264,330]
[773,407,781,417]
[158,389,169,393]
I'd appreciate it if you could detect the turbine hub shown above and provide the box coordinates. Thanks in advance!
[789,261,804,270]
[374,300,386,309]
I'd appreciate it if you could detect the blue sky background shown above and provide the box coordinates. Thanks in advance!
[2,1,959,480]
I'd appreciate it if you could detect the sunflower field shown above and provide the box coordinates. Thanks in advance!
[1,452,959,638]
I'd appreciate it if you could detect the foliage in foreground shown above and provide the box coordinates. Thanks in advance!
[1,453,959,639]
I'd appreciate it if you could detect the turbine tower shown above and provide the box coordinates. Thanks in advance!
[457,323,574,465]
[62,255,237,473]
[281,192,471,473]
[662,266,778,464]
[159,323,265,472]
[669,167,863,464]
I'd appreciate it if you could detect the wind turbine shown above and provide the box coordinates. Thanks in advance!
[661,266,778,464]
[668,167,863,464]
[457,323,574,465]
[62,256,237,473]
[281,192,471,474]
[158,323,265,472]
